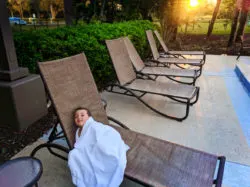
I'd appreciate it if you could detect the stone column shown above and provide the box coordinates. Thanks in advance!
[0,1,47,131]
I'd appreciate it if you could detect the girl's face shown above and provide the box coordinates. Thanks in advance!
[74,109,89,128]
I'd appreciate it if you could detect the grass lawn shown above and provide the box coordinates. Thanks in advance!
[179,21,250,35]
[13,19,250,35]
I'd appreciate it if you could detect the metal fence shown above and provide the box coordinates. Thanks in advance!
[10,19,66,31]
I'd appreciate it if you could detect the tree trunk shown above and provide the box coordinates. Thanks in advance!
[10,10,14,17]
[32,0,40,18]
[63,0,73,25]
[235,9,249,43]
[100,0,106,17]
[207,0,222,38]
[227,8,240,47]
[18,2,24,18]
[106,0,115,23]
[172,26,178,41]
[159,0,173,43]
[92,0,96,16]
[50,4,57,20]
[170,0,180,41]
[185,17,189,34]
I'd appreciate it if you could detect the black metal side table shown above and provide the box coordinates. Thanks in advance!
[0,157,43,187]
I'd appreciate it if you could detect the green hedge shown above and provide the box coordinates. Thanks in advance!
[13,20,155,90]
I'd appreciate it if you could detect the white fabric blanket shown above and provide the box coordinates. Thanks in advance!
[68,117,129,187]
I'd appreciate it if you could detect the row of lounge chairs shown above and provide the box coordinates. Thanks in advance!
[146,30,205,77]
[125,37,200,85]
[105,30,206,121]
[31,30,225,187]
[106,37,199,121]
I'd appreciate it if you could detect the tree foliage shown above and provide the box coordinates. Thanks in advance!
[39,0,64,19]
[219,0,236,19]
[7,0,64,19]
[7,0,30,18]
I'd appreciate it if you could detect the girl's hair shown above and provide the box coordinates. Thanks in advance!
[73,107,92,118]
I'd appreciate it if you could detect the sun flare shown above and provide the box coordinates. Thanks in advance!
[190,0,199,7]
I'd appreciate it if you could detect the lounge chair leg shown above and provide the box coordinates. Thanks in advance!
[196,66,203,78]
[107,116,130,130]
[190,88,200,105]
[30,143,69,161]
[107,84,195,121]
[193,77,196,86]
[193,70,199,86]
[182,99,190,121]
[171,99,190,122]
[138,97,186,121]
[214,156,226,187]
[203,52,206,63]
[124,175,154,187]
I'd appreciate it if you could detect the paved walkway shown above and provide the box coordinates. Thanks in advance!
[12,55,250,187]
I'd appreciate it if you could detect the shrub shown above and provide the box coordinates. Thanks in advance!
[13,20,155,90]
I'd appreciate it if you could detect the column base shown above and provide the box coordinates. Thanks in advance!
[0,67,29,81]
[0,74,48,131]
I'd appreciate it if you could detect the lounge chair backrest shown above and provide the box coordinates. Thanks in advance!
[154,30,169,52]
[38,53,109,149]
[146,30,160,60]
[123,37,145,71]
[106,38,137,85]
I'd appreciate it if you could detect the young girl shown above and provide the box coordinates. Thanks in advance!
[68,107,129,187]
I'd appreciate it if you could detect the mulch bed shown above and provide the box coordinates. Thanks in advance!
[168,33,250,55]
[0,107,57,164]
[1,33,250,165]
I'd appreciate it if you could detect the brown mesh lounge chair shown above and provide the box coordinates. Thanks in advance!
[31,53,225,187]
[123,37,199,85]
[154,30,206,58]
[146,30,205,77]
[106,38,200,121]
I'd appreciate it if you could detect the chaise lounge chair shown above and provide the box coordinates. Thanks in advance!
[146,30,205,77]
[106,38,199,121]
[154,30,206,59]
[31,53,225,187]
[123,37,199,85]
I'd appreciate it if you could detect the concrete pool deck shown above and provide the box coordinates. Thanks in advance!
[12,55,250,187]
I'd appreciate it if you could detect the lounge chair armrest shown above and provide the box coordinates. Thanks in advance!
[202,50,206,63]
[107,116,130,130]
[214,156,226,187]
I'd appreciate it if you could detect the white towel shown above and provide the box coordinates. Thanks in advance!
[68,117,129,187]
